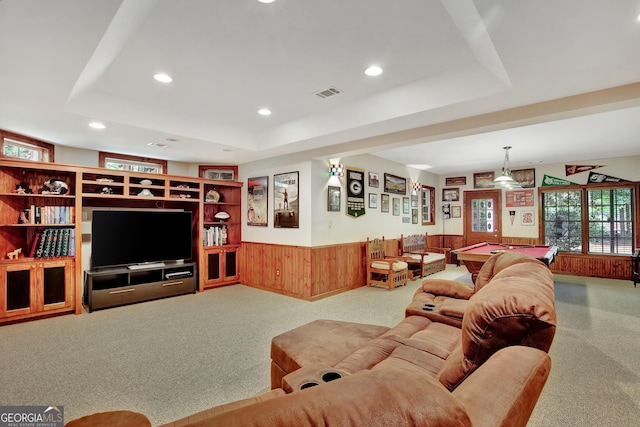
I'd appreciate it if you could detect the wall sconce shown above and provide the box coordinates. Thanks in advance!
[329,163,344,177]
[411,181,421,194]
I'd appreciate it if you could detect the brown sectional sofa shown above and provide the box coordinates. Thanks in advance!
[67,252,556,427]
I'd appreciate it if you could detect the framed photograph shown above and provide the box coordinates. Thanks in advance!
[384,173,407,195]
[411,193,418,208]
[451,205,462,218]
[412,209,419,224]
[393,198,400,216]
[369,193,378,209]
[446,176,466,186]
[474,171,495,189]
[328,186,341,212]
[381,194,390,213]
[247,176,268,226]
[442,187,460,202]
[199,165,238,181]
[402,217,410,223]
[274,171,299,228]
[368,172,380,188]
[403,197,410,214]
[521,210,535,226]
[512,168,536,188]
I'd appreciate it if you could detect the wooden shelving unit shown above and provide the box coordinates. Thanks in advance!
[0,158,243,323]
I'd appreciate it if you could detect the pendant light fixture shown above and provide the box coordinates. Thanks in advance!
[493,146,522,189]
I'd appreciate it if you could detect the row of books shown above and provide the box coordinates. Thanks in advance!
[204,226,228,246]
[29,228,76,258]
[19,205,75,225]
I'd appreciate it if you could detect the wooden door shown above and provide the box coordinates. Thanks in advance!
[463,190,501,246]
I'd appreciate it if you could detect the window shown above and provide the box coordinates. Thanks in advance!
[1,130,54,162]
[99,152,167,174]
[542,185,635,255]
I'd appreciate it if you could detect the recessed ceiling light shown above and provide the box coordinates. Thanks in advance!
[365,65,383,76]
[154,73,173,83]
[258,108,272,116]
[147,142,170,148]
[89,122,105,129]
[258,0,275,3]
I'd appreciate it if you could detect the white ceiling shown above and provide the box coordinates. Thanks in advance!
[1,0,639,175]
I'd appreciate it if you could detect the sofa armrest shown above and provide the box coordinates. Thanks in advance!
[451,346,551,427]
[421,279,474,299]
[189,368,473,426]
[159,389,287,427]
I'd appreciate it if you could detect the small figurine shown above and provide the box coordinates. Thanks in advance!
[100,187,113,194]
[15,181,32,194]
[7,248,22,259]
[40,178,69,195]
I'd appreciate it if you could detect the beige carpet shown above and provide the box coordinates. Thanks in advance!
[0,265,639,426]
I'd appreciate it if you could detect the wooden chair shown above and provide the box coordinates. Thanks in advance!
[366,237,409,290]
[399,233,447,278]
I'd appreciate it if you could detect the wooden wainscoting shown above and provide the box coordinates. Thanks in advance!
[241,240,376,301]
[489,236,633,280]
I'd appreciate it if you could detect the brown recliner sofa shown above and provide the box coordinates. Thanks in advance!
[67,253,556,427]
[405,251,549,327]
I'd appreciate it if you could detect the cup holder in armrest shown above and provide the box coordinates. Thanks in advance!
[321,371,342,382]
[286,367,347,392]
[423,303,436,312]
[300,381,319,390]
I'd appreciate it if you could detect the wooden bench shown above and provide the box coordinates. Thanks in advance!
[399,233,447,278]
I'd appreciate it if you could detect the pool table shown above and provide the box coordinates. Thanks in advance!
[452,242,558,282]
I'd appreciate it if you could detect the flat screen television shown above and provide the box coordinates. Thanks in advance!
[91,210,193,269]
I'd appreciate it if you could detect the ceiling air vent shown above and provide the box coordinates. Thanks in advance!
[313,87,343,99]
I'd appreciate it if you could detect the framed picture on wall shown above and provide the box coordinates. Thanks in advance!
[381,194,390,213]
[445,176,466,186]
[368,172,380,188]
[451,205,462,218]
[412,209,419,224]
[403,197,410,214]
[512,168,536,188]
[384,173,407,195]
[442,187,460,202]
[521,210,535,226]
[393,197,400,216]
[474,171,495,188]
[327,186,341,212]
[247,176,268,226]
[274,171,299,228]
[369,193,378,209]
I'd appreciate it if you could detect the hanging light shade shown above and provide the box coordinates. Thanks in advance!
[493,146,522,189]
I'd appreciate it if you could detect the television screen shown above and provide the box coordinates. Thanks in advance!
[91,210,193,269]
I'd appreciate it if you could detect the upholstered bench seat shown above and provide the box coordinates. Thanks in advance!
[370,260,408,271]
[405,253,446,277]
[270,319,390,389]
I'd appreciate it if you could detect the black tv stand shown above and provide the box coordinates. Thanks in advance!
[84,262,197,312]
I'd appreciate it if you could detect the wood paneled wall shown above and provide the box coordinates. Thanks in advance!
[241,240,383,301]
[241,235,634,300]
[440,234,634,281]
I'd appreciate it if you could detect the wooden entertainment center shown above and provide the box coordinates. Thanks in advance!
[0,158,242,324]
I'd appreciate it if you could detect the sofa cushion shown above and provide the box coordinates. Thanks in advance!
[438,261,555,390]
[421,278,474,299]
[270,319,389,388]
